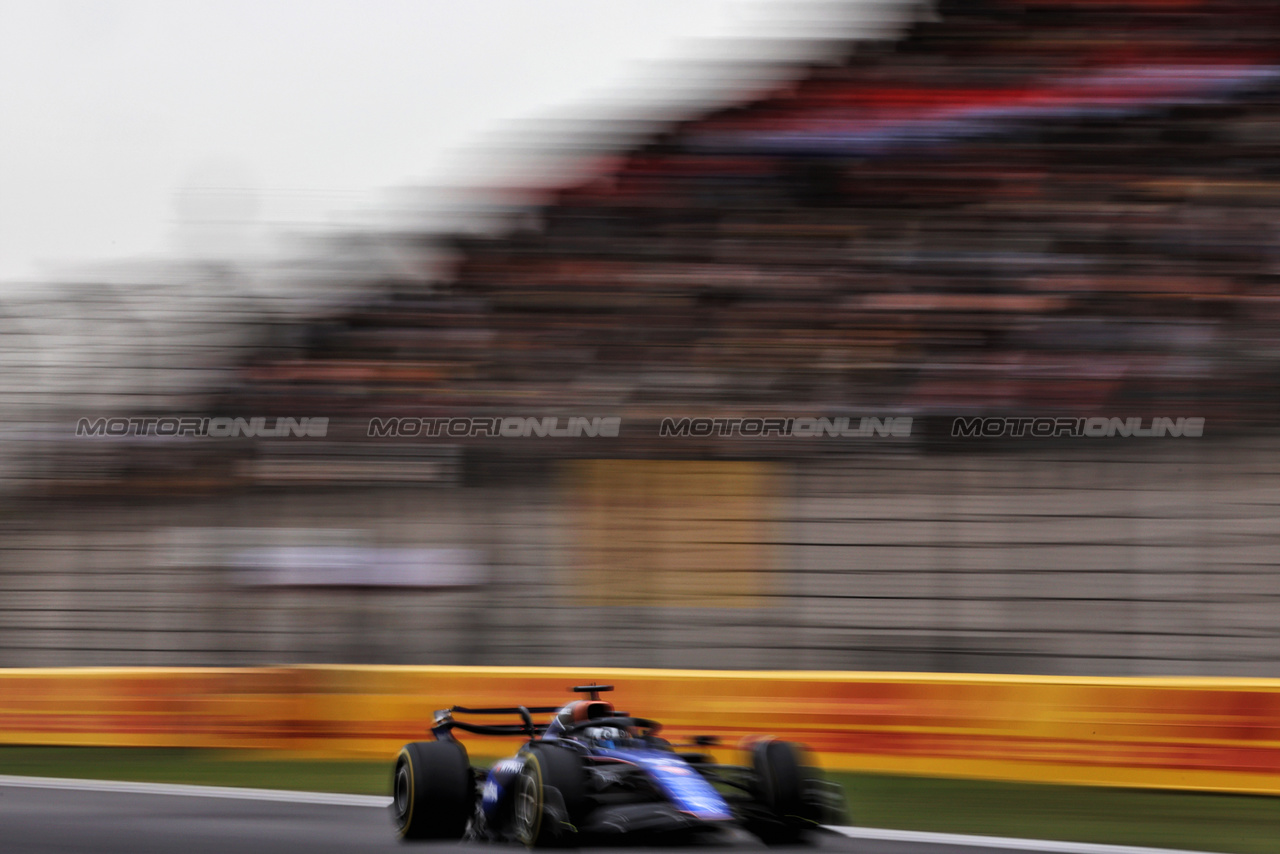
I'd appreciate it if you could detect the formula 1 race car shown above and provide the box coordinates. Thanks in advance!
[391,684,845,846]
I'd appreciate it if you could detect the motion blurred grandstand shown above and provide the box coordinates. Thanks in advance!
[3,0,1279,674]
[9,0,1280,489]
[224,0,1280,456]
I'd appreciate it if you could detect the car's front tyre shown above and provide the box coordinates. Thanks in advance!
[513,745,585,847]
[750,739,817,844]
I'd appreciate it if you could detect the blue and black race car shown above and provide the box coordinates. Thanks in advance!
[392,684,845,846]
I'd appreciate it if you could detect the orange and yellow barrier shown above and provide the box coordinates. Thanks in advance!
[2,667,1280,795]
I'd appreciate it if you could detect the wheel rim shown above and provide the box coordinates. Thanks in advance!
[394,762,411,826]
[514,766,539,841]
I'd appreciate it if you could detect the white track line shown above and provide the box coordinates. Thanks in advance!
[826,825,1214,854]
[0,774,391,807]
[0,776,1218,854]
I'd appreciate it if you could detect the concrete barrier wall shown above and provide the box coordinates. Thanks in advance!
[4,443,1279,676]
[3,667,1279,794]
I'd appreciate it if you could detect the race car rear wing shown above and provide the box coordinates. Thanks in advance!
[431,704,559,741]
[429,684,619,742]
[451,705,562,716]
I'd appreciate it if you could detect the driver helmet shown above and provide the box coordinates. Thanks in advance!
[584,725,628,748]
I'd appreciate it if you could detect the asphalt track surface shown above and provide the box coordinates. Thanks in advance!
[0,780,1182,854]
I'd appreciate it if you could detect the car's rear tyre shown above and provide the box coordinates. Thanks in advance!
[393,740,473,840]
[751,739,813,844]
[513,745,585,847]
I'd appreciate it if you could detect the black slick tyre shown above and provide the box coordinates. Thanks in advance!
[393,740,473,840]
[513,745,585,847]
[751,739,812,844]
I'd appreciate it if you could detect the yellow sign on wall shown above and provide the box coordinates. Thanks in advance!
[4,667,1280,795]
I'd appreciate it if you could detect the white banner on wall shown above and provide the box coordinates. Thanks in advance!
[232,546,485,588]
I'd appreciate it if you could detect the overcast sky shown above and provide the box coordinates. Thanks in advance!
[0,0,907,286]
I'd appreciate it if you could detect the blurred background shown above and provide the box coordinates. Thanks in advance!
[3,0,1280,677]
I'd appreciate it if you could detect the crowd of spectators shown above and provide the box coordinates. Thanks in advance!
[234,0,1280,443]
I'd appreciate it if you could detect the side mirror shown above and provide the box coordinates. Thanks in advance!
[693,735,720,746]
